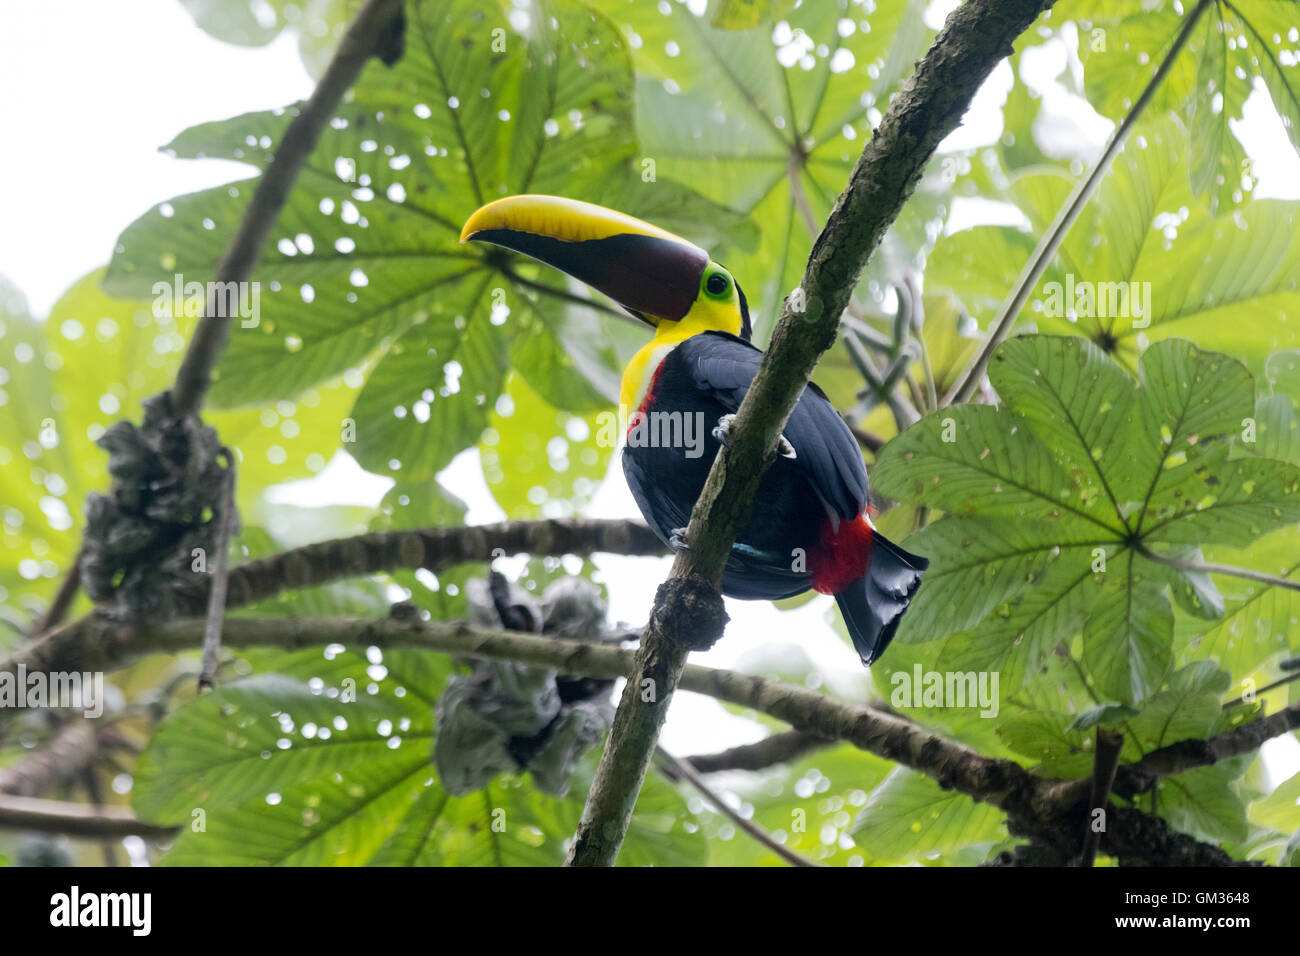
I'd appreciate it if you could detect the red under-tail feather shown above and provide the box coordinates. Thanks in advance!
[808,513,874,595]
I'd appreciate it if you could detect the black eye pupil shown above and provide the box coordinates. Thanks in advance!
[707,274,728,295]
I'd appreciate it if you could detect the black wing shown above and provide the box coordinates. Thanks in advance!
[676,331,868,519]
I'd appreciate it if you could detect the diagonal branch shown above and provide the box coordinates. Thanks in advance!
[565,0,1061,869]
[169,0,408,417]
[30,0,409,645]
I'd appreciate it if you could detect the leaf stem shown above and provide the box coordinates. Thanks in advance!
[653,746,826,867]
[1077,727,1123,867]
[943,0,1214,406]
[1139,544,1300,594]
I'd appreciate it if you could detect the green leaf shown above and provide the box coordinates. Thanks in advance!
[1189,3,1252,211]
[1161,759,1250,844]
[898,516,1106,641]
[679,742,892,867]
[708,0,798,32]
[1125,660,1229,751]
[480,373,613,518]
[1066,703,1140,733]
[1071,0,1300,211]
[175,0,364,76]
[1083,562,1174,703]
[876,335,1300,705]
[133,673,428,826]
[109,0,742,482]
[135,666,704,865]
[933,557,1100,695]
[928,117,1300,371]
[852,768,1005,863]
[1249,770,1300,835]
[1175,525,1300,681]
[0,272,353,629]
[612,0,935,332]
[998,712,1095,777]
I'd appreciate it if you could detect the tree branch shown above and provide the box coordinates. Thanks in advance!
[1113,701,1300,798]
[169,0,407,417]
[0,794,177,840]
[0,721,101,798]
[686,730,833,774]
[0,613,1250,864]
[182,517,665,612]
[198,447,237,690]
[30,544,85,638]
[1077,727,1123,866]
[566,0,1060,868]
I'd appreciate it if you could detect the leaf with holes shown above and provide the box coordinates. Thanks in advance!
[605,0,935,337]
[926,115,1300,373]
[107,0,745,487]
[0,272,353,630]
[873,334,1300,704]
[133,664,704,865]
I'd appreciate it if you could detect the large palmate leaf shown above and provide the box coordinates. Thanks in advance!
[927,115,1300,374]
[873,334,1300,705]
[0,272,353,632]
[1065,0,1300,211]
[481,373,615,518]
[134,655,705,865]
[108,0,743,490]
[602,0,937,335]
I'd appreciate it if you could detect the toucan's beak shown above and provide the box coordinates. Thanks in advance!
[461,195,709,325]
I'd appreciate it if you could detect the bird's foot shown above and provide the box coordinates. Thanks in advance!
[712,413,796,459]
[668,527,691,552]
[711,414,737,447]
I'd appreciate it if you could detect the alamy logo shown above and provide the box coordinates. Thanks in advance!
[153,274,261,328]
[1041,274,1152,329]
[595,406,708,459]
[49,887,151,936]
[890,666,1000,718]
[0,665,104,718]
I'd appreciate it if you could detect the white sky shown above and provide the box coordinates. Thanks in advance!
[2,1,1297,778]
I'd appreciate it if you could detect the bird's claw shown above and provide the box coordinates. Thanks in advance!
[711,414,736,447]
[712,413,796,459]
[668,527,691,552]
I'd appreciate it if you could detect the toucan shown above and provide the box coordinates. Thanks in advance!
[461,195,928,665]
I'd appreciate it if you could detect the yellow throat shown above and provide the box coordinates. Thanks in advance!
[618,294,746,413]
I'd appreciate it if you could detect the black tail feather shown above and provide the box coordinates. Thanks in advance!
[834,533,928,665]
